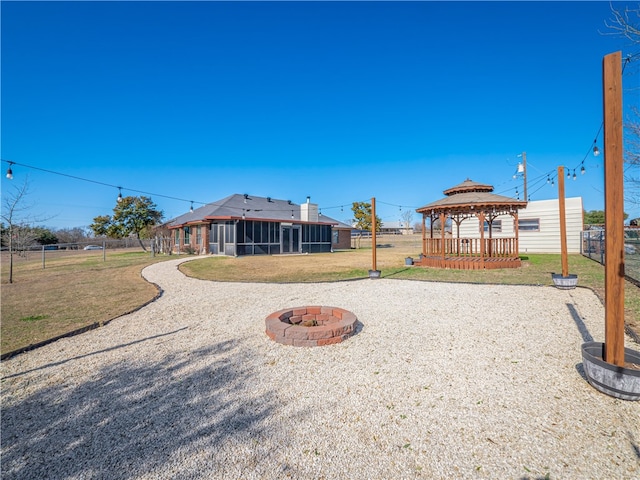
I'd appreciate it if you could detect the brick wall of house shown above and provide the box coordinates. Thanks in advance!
[334,229,352,250]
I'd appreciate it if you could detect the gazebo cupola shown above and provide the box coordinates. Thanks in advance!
[414,179,528,270]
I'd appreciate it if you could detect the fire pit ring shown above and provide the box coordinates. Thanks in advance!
[265,306,358,347]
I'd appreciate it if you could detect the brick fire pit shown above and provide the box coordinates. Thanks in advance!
[265,306,358,347]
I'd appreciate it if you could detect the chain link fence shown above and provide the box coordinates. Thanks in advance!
[582,228,640,286]
[2,238,157,267]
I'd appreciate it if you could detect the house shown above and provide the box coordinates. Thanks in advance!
[167,194,352,255]
[454,197,584,253]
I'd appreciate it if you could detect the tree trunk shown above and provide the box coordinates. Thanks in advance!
[136,233,147,252]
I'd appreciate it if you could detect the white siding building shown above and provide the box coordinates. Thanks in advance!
[454,197,584,254]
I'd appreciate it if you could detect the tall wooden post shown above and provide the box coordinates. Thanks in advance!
[603,51,625,366]
[557,166,569,277]
[371,197,377,272]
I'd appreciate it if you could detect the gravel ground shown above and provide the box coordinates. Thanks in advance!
[2,257,639,480]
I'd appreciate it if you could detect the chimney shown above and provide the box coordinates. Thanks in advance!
[301,200,318,222]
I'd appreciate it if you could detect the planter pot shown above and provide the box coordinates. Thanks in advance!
[368,269,381,279]
[581,342,640,401]
[552,273,578,290]
[405,257,413,266]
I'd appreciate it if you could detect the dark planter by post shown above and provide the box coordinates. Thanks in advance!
[552,273,578,290]
[581,342,640,401]
[405,257,413,266]
[368,269,381,279]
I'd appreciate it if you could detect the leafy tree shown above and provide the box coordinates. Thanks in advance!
[583,209,629,225]
[91,196,163,251]
[33,227,58,245]
[584,210,605,225]
[351,201,383,248]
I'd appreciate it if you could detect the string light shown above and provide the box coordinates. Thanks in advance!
[572,170,577,180]
[190,201,194,213]
[6,162,13,180]
[1,158,202,209]
[117,187,123,203]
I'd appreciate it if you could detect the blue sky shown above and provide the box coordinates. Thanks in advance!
[2,1,639,229]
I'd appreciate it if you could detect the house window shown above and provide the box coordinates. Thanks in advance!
[332,230,339,244]
[184,226,191,243]
[175,229,180,245]
[196,226,202,245]
[519,218,540,232]
[483,220,502,233]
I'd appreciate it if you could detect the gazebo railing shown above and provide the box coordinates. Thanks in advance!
[423,237,519,258]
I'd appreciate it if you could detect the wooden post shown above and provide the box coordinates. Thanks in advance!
[479,211,485,261]
[514,211,519,257]
[422,213,426,257]
[440,213,446,260]
[557,166,569,277]
[371,197,377,272]
[603,51,625,367]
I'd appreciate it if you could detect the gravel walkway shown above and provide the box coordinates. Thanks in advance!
[2,257,639,479]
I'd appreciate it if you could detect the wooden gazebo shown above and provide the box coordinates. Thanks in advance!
[414,179,527,270]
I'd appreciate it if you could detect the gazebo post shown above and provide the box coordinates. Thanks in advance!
[440,212,446,260]
[422,213,426,257]
[514,211,519,257]
[479,211,485,264]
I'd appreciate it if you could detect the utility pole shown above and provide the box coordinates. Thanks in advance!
[522,151,528,202]
[515,152,528,202]
[513,152,529,202]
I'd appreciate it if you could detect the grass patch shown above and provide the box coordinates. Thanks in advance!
[1,249,173,355]
[20,315,49,322]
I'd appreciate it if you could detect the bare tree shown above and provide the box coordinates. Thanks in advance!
[606,4,640,208]
[1,179,36,283]
[605,4,640,42]
[400,209,414,233]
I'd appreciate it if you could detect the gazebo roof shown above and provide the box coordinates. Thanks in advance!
[416,179,527,215]
[443,179,494,196]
